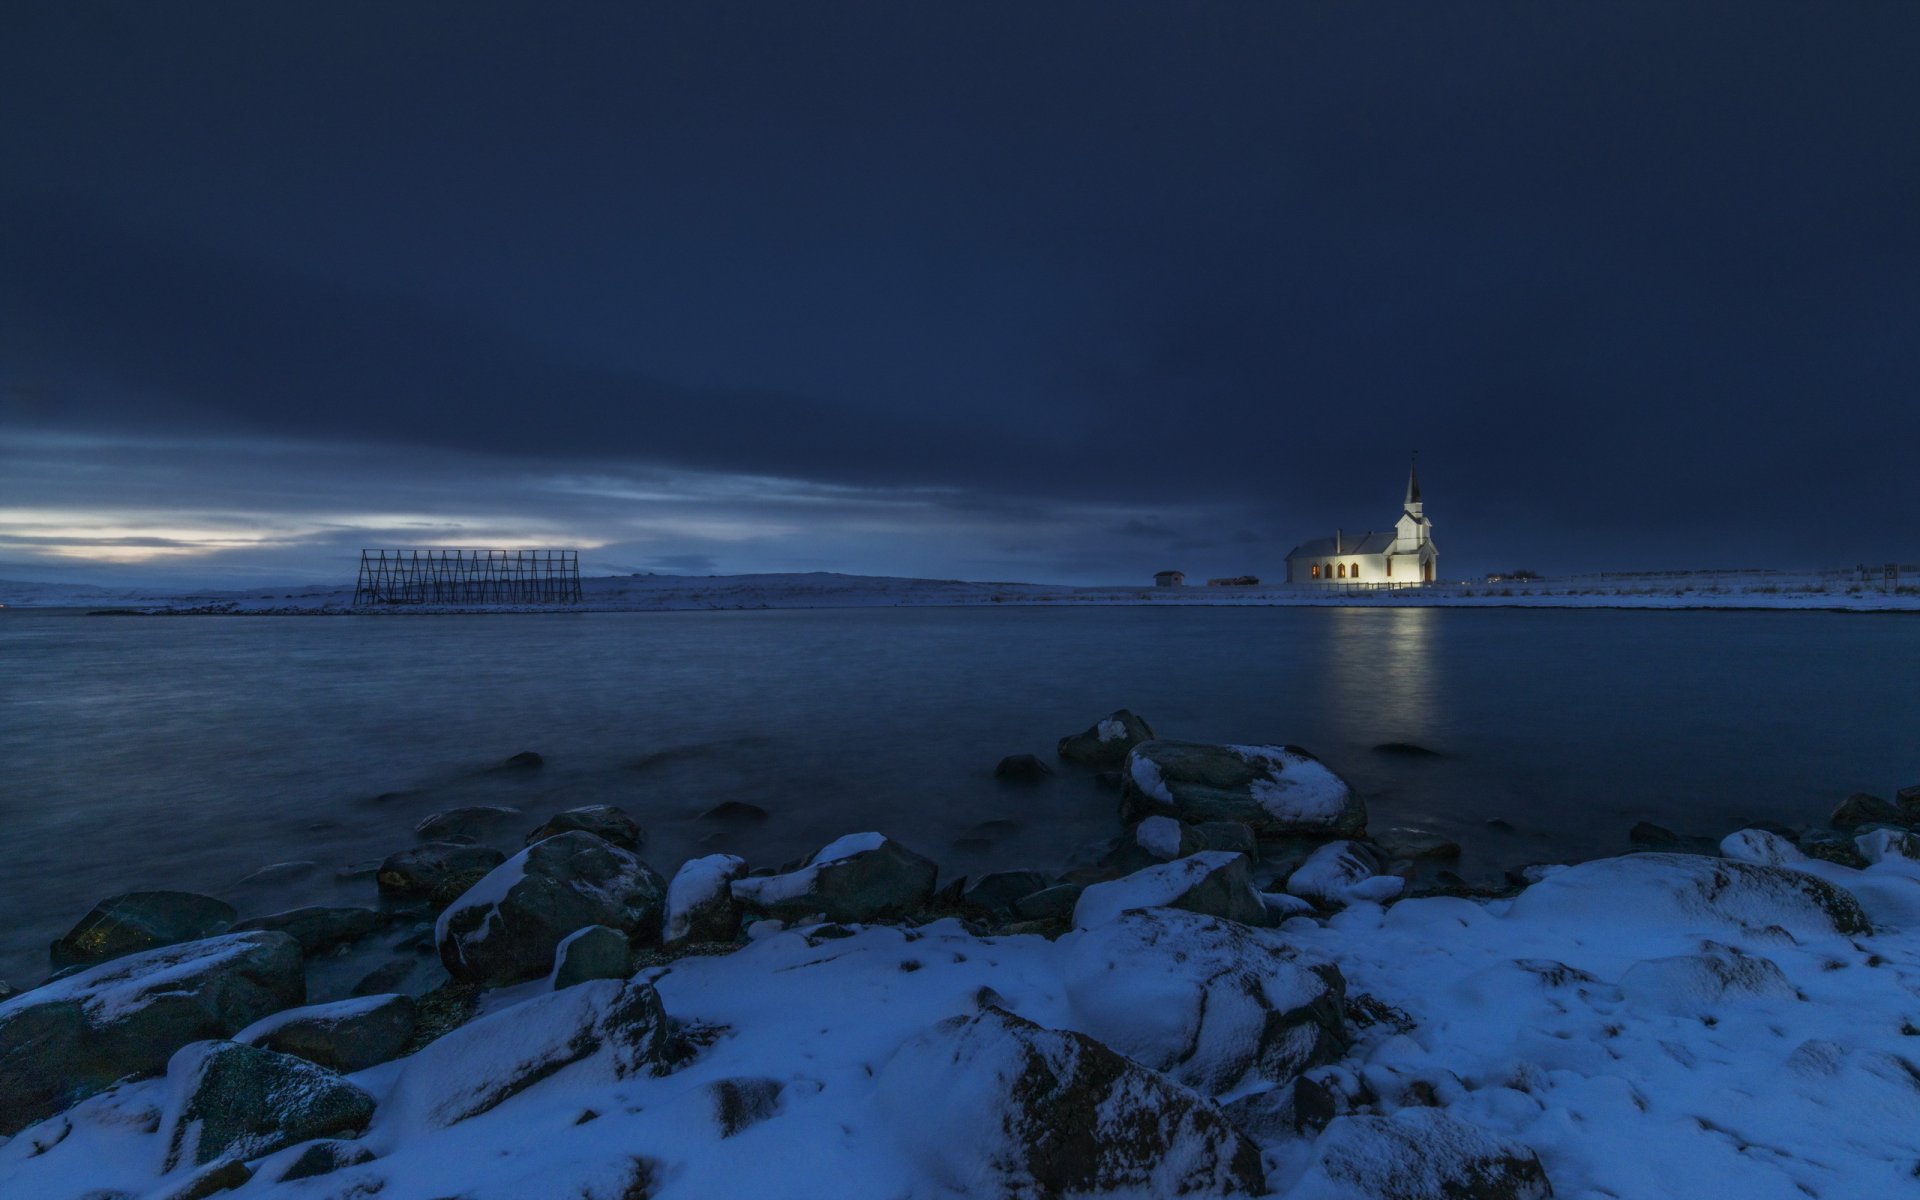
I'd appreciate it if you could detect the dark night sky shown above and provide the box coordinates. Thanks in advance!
[3,2,1917,586]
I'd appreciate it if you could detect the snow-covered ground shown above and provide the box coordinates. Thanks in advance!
[4,568,1917,613]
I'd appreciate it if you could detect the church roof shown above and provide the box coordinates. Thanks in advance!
[1285,531,1396,558]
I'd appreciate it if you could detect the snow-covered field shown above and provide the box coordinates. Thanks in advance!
[4,568,1917,613]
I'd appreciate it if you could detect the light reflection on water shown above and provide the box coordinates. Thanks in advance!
[1,604,1915,987]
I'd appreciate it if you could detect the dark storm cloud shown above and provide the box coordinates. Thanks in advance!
[2,2,1918,582]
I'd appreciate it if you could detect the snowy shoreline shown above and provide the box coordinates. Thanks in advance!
[5,568,1919,615]
[4,722,1919,1198]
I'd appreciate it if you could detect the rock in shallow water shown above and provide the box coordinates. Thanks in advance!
[730,833,937,924]
[377,842,508,905]
[527,803,645,850]
[160,1039,376,1170]
[1057,709,1157,768]
[49,891,237,969]
[415,805,523,843]
[436,831,667,986]
[1120,741,1366,837]
[0,930,305,1135]
[875,1006,1266,1198]
[231,905,385,957]
[993,753,1053,782]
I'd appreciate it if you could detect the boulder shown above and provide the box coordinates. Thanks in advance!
[700,801,770,824]
[876,1007,1265,1197]
[278,1139,376,1182]
[1286,841,1404,907]
[1120,741,1366,837]
[231,906,385,957]
[385,978,681,1130]
[498,750,545,770]
[0,931,305,1135]
[1506,853,1871,938]
[552,925,633,989]
[962,870,1053,917]
[160,1040,376,1170]
[436,831,668,985]
[1289,1108,1551,1200]
[415,805,522,842]
[664,854,750,944]
[377,842,507,905]
[1719,828,1809,867]
[1073,851,1269,930]
[1014,882,1085,921]
[527,804,644,850]
[994,753,1053,782]
[1832,792,1906,831]
[1898,783,1920,824]
[1057,709,1157,768]
[1857,827,1920,864]
[1372,742,1443,758]
[1797,828,1869,869]
[49,891,236,968]
[1375,827,1461,861]
[151,1159,255,1200]
[1618,946,1797,1017]
[1059,908,1346,1093]
[730,833,937,924]
[1194,820,1259,860]
[236,993,417,1073]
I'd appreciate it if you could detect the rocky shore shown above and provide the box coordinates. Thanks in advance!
[3,713,1918,1199]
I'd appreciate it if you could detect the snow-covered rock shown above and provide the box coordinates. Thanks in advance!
[1073,851,1269,930]
[526,803,644,851]
[1505,852,1871,938]
[1057,709,1157,768]
[236,992,417,1073]
[875,1006,1266,1197]
[664,853,749,943]
[1286,840,1405,907]
[1285,1107,1551,1200]
[0,931,304,1134]
[550,925,632,989]
[384,978,682,1133]
[1617,946,1798,1017]
[1120,741,1366,837]
[1718,827,1810,867]
[1059,908,1346,1093]
[158,1039,375,1170]
[1856,826,1920,864]
[729,833,937,923]
[49,891,236,969]
[435,831,667,985]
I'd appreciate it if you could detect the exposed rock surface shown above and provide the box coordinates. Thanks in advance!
[1073,851,1269,930]
[1120,741,1366,837]
[1060,909,1346,1093]
[962,870,1053,916]
[665,854,750,943]
[1014,882,1084,921]
[436,831,667,985]
[1287,841,1404,907]
[1289,1108,1551,1200]
[1057,709,1157,768]
[231,906,385,957]
[414,805,522,843]
[993,753,1053,782]
[527,804,644,850]
[49,891,236,968]
[277,1139,376,1182]
[1831,792,1907,831]
[731,833,937,924]
[377,842,507,904]
[160,1040,376,1170]
[700,801,770,824]
[876,1007,1266,1198]
[552,925,633,988]
[0,931,304,1135]
[1375,827,1461,861]
[237,993,417,1073]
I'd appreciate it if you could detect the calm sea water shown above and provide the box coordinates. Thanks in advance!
[2,605,1916,988]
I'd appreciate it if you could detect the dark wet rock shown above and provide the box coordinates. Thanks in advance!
[1292,1108,1552,1200]
[1898,784,1920,824]
[963,870,1053,916]
[553,925,633,988]
[1375,828,1462,861]
[1073,851,1269,929]
[437,831,668,986]
[697,1077,784,1138]
[994,753,1053,782]
[527,804,644,850]
[1057,709,1157,768]
[1372,741,1444,757]
[665,854,750,944]
[876,1006,1265,1197]
[350,958,424,998]
[1120,741,1366,837]
[160,1040,376,1170]
[730,833,937,924]
[1628,820,1677,847]
[278,1139,376,1182]
[1484,817,1516,832]
[1797,827,1870,869]
[376,842,508,906]
[232,906,386,957]
[1061,908,1346,1093]
[0,931,305,1135]
[700,800,770,824]
[1194,820,1259,860]
[415,805,523,842]
[49,892,237,969]
[1014,882,1085,921]
[498,750,545,770]
[238,993,417,1073]
[1832,792,1907,831]
[387,978,682,1130]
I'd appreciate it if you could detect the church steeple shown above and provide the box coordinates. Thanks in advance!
[1405,456,1422,507]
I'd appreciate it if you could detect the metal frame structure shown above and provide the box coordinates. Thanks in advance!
[352,548,583,606]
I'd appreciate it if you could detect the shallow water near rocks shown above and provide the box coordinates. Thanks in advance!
[2,604,1916,986]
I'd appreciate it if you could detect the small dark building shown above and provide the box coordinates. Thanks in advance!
[1154,570,1185,587]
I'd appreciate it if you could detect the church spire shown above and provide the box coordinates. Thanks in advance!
[1405,455,1422,506]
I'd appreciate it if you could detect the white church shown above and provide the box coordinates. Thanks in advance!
[1284,463,1438,585]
